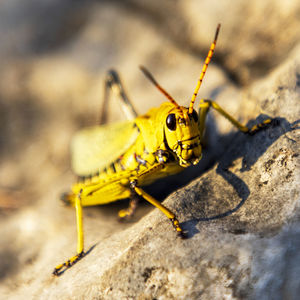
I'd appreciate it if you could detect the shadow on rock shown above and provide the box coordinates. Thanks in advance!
[53,243,97,277]
[181,116,299,238]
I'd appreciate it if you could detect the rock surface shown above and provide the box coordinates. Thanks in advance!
[0,1,299,299]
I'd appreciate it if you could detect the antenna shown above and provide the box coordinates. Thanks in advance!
[189,24,221,114]
[140,66,181,109]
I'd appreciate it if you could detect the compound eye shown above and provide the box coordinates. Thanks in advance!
[166,114,176,131]
[191,109,198,122]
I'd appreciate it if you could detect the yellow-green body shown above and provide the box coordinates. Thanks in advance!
[69,102,203,207]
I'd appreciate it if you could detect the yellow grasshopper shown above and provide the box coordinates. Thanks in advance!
[53,24,272,275]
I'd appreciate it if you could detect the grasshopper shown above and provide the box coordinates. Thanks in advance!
[53,24,272,275]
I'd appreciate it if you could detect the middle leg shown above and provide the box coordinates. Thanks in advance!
[118,191,140,221]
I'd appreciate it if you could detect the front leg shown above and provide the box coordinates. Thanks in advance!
[130,180,186,238]
[198,98,273,139]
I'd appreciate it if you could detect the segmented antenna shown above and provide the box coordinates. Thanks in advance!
[140,66,181,109]
[189,24,221,114]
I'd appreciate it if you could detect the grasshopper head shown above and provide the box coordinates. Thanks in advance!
[140,24,221,167]
[164,106,202,167]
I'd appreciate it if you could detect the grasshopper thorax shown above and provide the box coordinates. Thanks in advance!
[164,105,202,167]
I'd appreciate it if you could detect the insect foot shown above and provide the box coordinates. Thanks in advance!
[247,118,275,135]
[170,217,187,239]
[53,251,85,276]
[117,209,130,221]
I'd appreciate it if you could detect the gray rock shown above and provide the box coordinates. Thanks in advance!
[0,1,299,299]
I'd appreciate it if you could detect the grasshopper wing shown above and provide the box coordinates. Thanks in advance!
[71,120,139,176]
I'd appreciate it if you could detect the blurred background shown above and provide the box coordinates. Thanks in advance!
[0,0,299,295]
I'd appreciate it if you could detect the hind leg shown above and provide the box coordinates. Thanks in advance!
[100,70,138,124]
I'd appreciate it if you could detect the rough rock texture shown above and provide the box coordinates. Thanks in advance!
[0,1,299,299]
